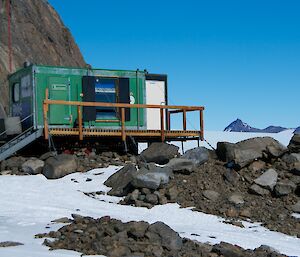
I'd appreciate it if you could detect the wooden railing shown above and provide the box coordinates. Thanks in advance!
[43,89,205,142]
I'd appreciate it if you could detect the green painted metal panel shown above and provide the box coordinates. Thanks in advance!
[9,65,147,130]
[48,77,70,124]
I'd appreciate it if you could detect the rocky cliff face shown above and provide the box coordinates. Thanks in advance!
[0,0,86,113]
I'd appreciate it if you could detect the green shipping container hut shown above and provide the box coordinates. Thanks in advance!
[8,64,167,130]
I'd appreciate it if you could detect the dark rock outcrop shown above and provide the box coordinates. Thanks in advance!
[0,0,86,111]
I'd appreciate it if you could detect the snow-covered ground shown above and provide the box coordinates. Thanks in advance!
[0,165,300,257]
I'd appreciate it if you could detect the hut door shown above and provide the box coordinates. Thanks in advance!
[48,77,70,125]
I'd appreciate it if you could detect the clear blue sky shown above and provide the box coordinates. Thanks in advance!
[49,0,300,130]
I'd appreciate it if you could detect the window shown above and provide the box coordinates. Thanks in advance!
[13,83,20,103]
[95,78,118,120]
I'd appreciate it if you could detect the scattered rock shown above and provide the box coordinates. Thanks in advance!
[249,184,270,196]
[223,169,239,185]
[225,208,239,218]
[166,158,195,174]
[145,193,158,205]
[166,186,179,201]
[291,201,300,213]
[240,209,251,218]
[248,160,266,172]
[228,194,244,205]
[0,241,24,247]
[212,241,245,257]
[21,158,44,174]
[139,143,179,165]
[203,190,220,201]
[42,154,78,179]
[51,217,72,223]
[274,180,297,197]
[254,169,278,191]
[37,216,287,257]
[1,156,26,172]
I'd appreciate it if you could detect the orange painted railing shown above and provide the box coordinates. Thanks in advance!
[43,89,204,142]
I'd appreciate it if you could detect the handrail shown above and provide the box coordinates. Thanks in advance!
[43,89,204,142]
[0,126,34,151]
[0,113,34,137]
[44,99,205,111]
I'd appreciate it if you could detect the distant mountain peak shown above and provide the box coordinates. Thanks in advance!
[224,119,291,133]
[224,118,259,132]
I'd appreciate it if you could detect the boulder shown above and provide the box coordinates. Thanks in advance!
[105,164,138,196]
[253,169,278,191]
[21,158,44,174]
[147,222,183,251]
[181,147,210,165]
[131,164,172,190]
[140,163,174,178]
[288,134,300,153]
[42,154,78,179]
[274,180,297,197]
[203,190,220,201]
[249,184,270,196]
[132,171,169,190]
[217,137,287,168]
[291,201,300,213]
[166,158,195,174]
[139,143,179,165]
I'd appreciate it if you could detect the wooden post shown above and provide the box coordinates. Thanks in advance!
[78,105,83,140]
[160,108,165,142]
[43,89,49,140]
[200,110,204,141]
[183,110,187,131]
[167,110,171,130]
[121,108,126,142]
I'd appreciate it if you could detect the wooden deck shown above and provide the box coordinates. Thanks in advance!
[43,89,205,143]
